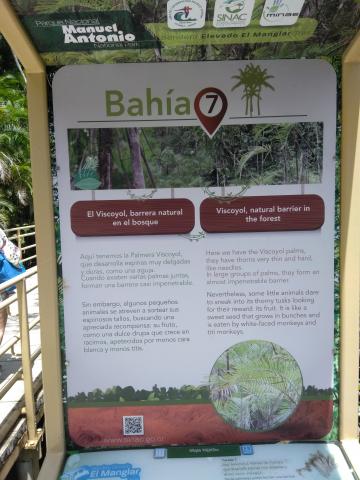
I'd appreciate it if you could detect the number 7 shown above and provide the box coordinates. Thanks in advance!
[205,94,219,114]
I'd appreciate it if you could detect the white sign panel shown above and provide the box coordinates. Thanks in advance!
[53,60,336,448]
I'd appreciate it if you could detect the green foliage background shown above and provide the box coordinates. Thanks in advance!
[68,122,323,190]
[0,38,33,227]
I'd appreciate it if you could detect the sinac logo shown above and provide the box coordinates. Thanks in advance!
[224,0,245,14]
[213,0,255,28]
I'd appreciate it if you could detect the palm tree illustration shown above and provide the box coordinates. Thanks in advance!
[232,64,275,116]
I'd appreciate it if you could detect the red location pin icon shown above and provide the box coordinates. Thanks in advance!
[194,87,228,138]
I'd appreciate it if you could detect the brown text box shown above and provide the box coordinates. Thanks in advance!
[71,199,195,236]
[200,195,324,233]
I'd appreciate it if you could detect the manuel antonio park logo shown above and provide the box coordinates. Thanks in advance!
[167,0,207,29]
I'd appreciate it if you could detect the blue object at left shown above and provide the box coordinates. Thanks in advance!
[60,462,141,480]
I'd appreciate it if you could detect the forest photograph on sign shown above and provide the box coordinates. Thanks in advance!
[67,123,323,192]
[52,60,336,448]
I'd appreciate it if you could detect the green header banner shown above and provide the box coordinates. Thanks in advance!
[21,11,159,52]
[9,0,360,65]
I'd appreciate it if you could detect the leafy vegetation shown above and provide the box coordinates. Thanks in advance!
[302,385,332,400]
[68,122,323,191]
[209,340,303,432]
[0,37,33,227]
[68,383,210,406]
[67,382,331,407]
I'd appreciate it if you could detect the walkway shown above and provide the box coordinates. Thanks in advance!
[0,273,42,478]
[0,274,40,381]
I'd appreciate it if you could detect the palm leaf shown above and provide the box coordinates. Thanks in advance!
[237,145,271,179]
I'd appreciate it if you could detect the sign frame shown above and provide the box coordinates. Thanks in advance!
[0,1,359,477]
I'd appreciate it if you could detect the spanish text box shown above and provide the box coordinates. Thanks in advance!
[71,199,195,236]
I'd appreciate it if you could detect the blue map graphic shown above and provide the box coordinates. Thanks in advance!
[60,463,141,480]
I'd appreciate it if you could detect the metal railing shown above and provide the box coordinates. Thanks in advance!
[0,225,42,478]
[5,225,37,265]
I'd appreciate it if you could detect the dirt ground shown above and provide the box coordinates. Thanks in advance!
[68,400,333,448]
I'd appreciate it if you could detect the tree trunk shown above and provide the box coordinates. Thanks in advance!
[90,129,98,156]
[127,128,145,188]
[298,151,304,184]
[315,123,322,180]
[99,129,113,189]
[140,146,156,188]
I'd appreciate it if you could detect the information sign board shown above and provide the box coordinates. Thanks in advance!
[53,59,336,448]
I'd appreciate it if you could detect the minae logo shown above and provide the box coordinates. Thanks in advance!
[266,0,285,14]
[62,23,135,44]
[260,0,305,26]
